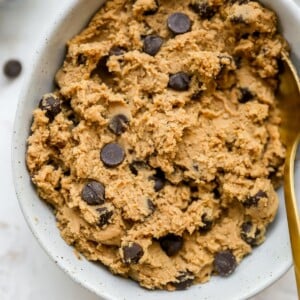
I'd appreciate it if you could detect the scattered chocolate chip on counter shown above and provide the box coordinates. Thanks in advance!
[3,59,22,78]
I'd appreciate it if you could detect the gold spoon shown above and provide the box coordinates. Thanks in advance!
[277,51,300,295]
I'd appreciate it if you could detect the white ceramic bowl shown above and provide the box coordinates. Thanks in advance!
[12,1,300,299]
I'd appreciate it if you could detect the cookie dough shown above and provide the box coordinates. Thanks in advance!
[26,0,287,291]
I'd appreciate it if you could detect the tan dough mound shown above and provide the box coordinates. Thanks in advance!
[26,0,287,291]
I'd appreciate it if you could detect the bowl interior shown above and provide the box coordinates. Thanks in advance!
[12,0,300,299]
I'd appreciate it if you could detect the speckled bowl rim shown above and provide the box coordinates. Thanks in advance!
[12,0,300,299]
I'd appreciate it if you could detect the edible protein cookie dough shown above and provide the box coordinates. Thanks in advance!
[26,0,287,291]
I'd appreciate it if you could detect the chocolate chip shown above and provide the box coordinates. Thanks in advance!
[172,271,194,290]
[252,31,260,38]
[225,140,234,152]
[64,169,71,176]
[143,35,163,56]
[241,33,249,39]
[234,56,242,69]
[151,168,166,192]
[100,143,125,168]
[147,199,156,214]
[97,206,113,227]
[243,190,267,208]
[213,250,237,277]
[92,45,126,77]
[191,90,203,100]
[129,161,149,175]
[241,221,257,246]
[167,13,192,35]
[238,87,254,103]
[241,221,252,233]
[77,54,87,65]
[189,2,217,19]
[109,46,126,56]
[230,15,247,24]
[199,213,213,233]
[3,59,22,78]
[154,178,165,192]
[159,234,183,256]
[143,0,159,15]
[92,55,111,79]
[108,114,129,135]
[82,181,105,205]
[129,164,138,175]
[39,95,62,121]
[213,187,221,199]
[168,72,190,91]
[67,112,80,126]
[123,242,144,264]
[190,185,198,193]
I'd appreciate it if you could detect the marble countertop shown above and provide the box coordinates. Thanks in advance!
[0,1,297,299]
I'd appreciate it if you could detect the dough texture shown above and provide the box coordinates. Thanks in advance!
[27,0,287,290]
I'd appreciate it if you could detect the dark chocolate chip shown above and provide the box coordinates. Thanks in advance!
[167,13,192,35]
[77,54,87,65]
[92,55,110,77]
[213,250,237,276]
[189,2,217,20]
[238,87,254,103]
[97,206,113,227]
[67,112,80,126]
[143,0,159,15]
[143,35,164,56]
[241,221,252,233]
[168,72,190,91]
[151,168,166,192]
[199,213,213,233]
[82,180,105,205]
[241,221,256,246]
[92,47,125,78]
[159,234,183,256]
[172,271,194,290]
[241,33,249,39]
[129,164,139,175]
[108,114,129,135]
[123,242,144,264]
[154,177,165,192]
[234,56,242,69]
[225,141,234,152]
[64,169,71,176]
[109,46,126,56]
[100,143,125,168]
[3,59,22,78]
[190,185,198,193]
[230,15,247,24]
[147,199,156,214]
[213,187,221,199]
[39,95,62,121]
[243,190,267,208]
[252,31,260,38]
[129,160,149,176]
[191,90,203,100]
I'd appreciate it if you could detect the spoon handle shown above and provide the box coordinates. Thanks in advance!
[284,136,300,295]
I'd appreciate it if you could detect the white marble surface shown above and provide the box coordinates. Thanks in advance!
[0,1,298,299]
